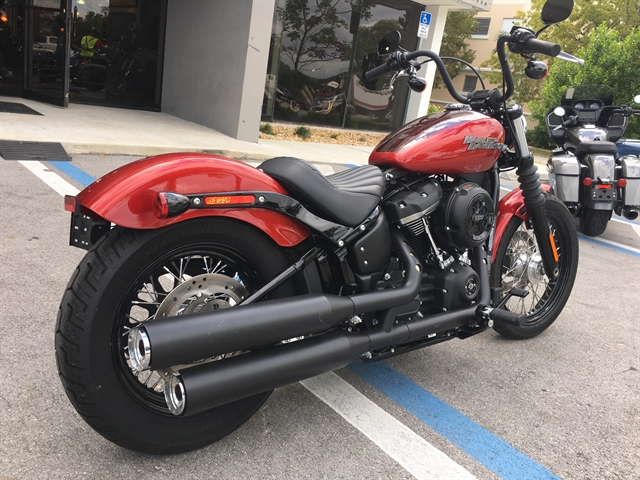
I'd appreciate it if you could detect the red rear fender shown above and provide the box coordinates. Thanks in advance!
[76,153,310,247]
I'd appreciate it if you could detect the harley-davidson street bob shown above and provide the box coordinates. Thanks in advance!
[56,0,579,454]
[546,84,640,236]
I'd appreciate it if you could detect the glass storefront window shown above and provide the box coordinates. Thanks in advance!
[263,0,422,132]
[69,0,165,110]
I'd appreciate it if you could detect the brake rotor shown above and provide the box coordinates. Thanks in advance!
[156,273,249,318]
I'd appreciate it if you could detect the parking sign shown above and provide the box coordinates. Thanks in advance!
[418,12,432,38]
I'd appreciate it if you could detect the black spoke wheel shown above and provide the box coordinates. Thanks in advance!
[490,197,579,339]
[56,218,302,453]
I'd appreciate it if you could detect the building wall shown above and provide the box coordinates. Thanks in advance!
[430,1,531,106]
[162,0,275,142]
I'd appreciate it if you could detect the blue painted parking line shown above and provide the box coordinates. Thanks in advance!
[350,361,559,480]
[48,161,96,187]
[579,235,640,257]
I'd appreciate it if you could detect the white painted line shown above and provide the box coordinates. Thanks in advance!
[19,160,79,197]
[611,216,640,237]
[301,372,476,480]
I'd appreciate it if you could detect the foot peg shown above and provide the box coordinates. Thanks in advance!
[477,287,529,327]
[488,307,526,326]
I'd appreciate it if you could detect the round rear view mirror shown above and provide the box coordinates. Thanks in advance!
[553,107,566,117]
[378,31,401,55]
[541,0,574,25]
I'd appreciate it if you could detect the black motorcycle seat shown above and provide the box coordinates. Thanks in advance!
[575,141,618,158]
[259,157,385,227]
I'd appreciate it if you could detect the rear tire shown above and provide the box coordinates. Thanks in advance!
[490,197,579,339]
[55,218,300,453]
[579,206,611,236]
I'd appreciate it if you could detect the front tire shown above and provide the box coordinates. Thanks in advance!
[490,197,579,339]
[55,218,299,454]
[579,206,611,237]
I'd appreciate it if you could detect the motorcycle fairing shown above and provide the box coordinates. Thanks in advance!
[492,184,552,262]
[73,153,311,247]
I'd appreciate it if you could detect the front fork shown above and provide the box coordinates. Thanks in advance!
[508,105,559,280]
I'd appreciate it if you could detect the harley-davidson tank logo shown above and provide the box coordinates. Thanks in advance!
[463,136,504,151]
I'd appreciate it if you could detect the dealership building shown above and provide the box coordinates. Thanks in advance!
[0,0,493,142]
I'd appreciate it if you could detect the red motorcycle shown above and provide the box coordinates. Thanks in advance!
[56,0,579,454]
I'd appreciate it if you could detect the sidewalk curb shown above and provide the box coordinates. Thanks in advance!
[62,142,275,161]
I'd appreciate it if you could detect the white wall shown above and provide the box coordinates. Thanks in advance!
[162,0,275,142]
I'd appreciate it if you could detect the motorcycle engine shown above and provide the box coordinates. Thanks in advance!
[384,178,494,313]
[431,182,495,252]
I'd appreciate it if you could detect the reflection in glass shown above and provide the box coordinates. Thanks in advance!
[68,0,164,110]
[263,0,423,132]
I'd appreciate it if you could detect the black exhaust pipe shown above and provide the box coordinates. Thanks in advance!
[165,331,373,415]
[129,230,422,372]
[165,246,490,416]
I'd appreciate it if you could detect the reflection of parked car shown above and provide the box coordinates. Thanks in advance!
[617,138,640,158]
[33,36,57,53]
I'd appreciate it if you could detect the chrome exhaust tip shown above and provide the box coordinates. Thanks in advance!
[622,207,639,221]
[128,326,151,372]
[164,373,186,415]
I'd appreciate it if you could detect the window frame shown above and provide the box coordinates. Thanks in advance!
[471,17,490,39]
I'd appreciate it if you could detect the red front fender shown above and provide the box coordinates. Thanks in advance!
[75,153,311,247]
[493,184,551,262]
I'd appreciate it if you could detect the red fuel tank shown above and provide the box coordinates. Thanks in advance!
[369,109,505,175]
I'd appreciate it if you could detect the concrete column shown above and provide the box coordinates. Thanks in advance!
[403,4,450,124]
[162,0,275,142]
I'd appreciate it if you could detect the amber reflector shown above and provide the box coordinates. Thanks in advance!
[548,232,559,262]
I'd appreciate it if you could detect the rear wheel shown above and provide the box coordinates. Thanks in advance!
[55,218,299,453]
[490,197,579,339]
[579,206,611,237]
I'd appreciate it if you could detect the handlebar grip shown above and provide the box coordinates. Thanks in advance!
[525,38,561,57]
[365,62,392,81]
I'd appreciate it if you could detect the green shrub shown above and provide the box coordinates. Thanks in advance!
[260,123,276,135]
[526,125,554,149]
[295,126,312,140]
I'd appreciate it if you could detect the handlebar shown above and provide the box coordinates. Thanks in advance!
[553,115,578,131]
[364,62,392,82]
[524,38,561,57]
[364,27,562,107]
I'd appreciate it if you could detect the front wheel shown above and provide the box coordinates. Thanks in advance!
[55,218,301,453]
[490,197,579,339]
[579,206,611,237]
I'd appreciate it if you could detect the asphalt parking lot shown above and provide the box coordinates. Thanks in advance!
[1,155,638,480]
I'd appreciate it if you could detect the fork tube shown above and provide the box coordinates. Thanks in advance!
[509,107,559,280]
